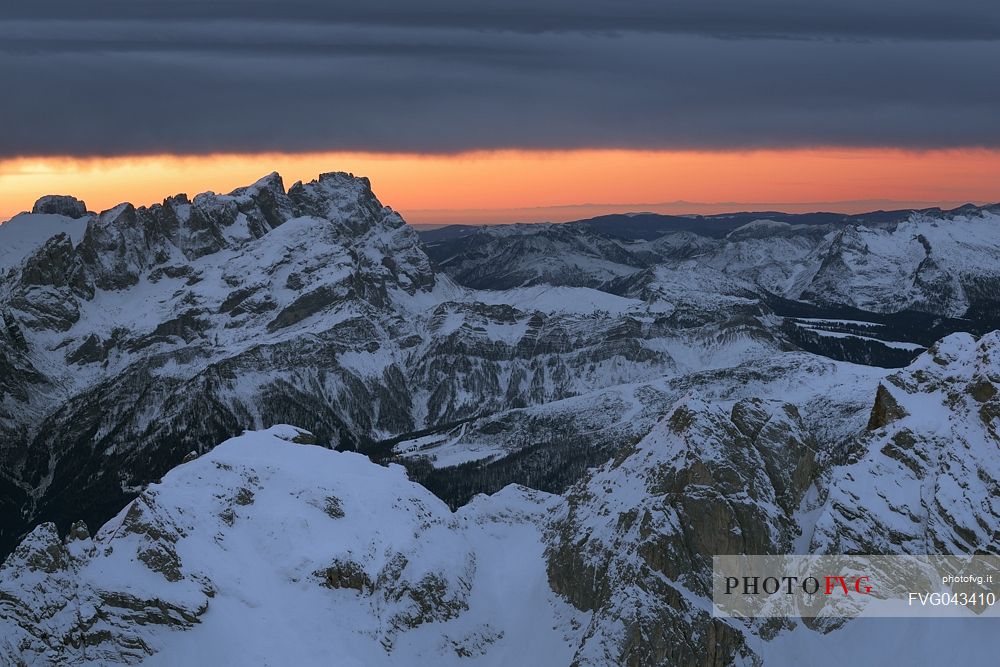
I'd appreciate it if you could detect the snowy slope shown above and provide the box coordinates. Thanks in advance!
[0,213,90,274]
[0,427,584,665]
[790,214,1000,316]
[423,223,647,289]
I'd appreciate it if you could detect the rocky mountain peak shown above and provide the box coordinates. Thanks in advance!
[287,171,403,236]
[23,170,425,301]
[31,195,88,219]
[234,171,286,198]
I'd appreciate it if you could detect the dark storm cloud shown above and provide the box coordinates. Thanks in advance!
[1,1,998,157]
[8,1,1000,40]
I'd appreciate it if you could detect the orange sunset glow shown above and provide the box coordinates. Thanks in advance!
[2,148,998,226]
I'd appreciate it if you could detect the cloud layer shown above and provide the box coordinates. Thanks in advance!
[2,1,998,157]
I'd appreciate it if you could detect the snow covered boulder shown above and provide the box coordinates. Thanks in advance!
[265,424,319,445]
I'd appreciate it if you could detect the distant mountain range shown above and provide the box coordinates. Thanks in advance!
[414,202,1000,241]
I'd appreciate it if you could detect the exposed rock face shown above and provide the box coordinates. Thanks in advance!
[545,397,817,667]
[811,332,1000,556]
[8,233,93,332]
[0,518,208,664]
[32,196,88,218]
[866,383,908,430]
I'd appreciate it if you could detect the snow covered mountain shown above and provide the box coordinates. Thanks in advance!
[423,206,1000,320]
[2,332,997,665]
[0,426,583,665]
[0,173,799,557]
[0,172,998,664]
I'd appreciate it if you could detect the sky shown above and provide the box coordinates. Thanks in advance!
[1,1,998,224]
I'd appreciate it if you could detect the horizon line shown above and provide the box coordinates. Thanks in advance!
[4,197,995,228]
[399,198,997,227]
